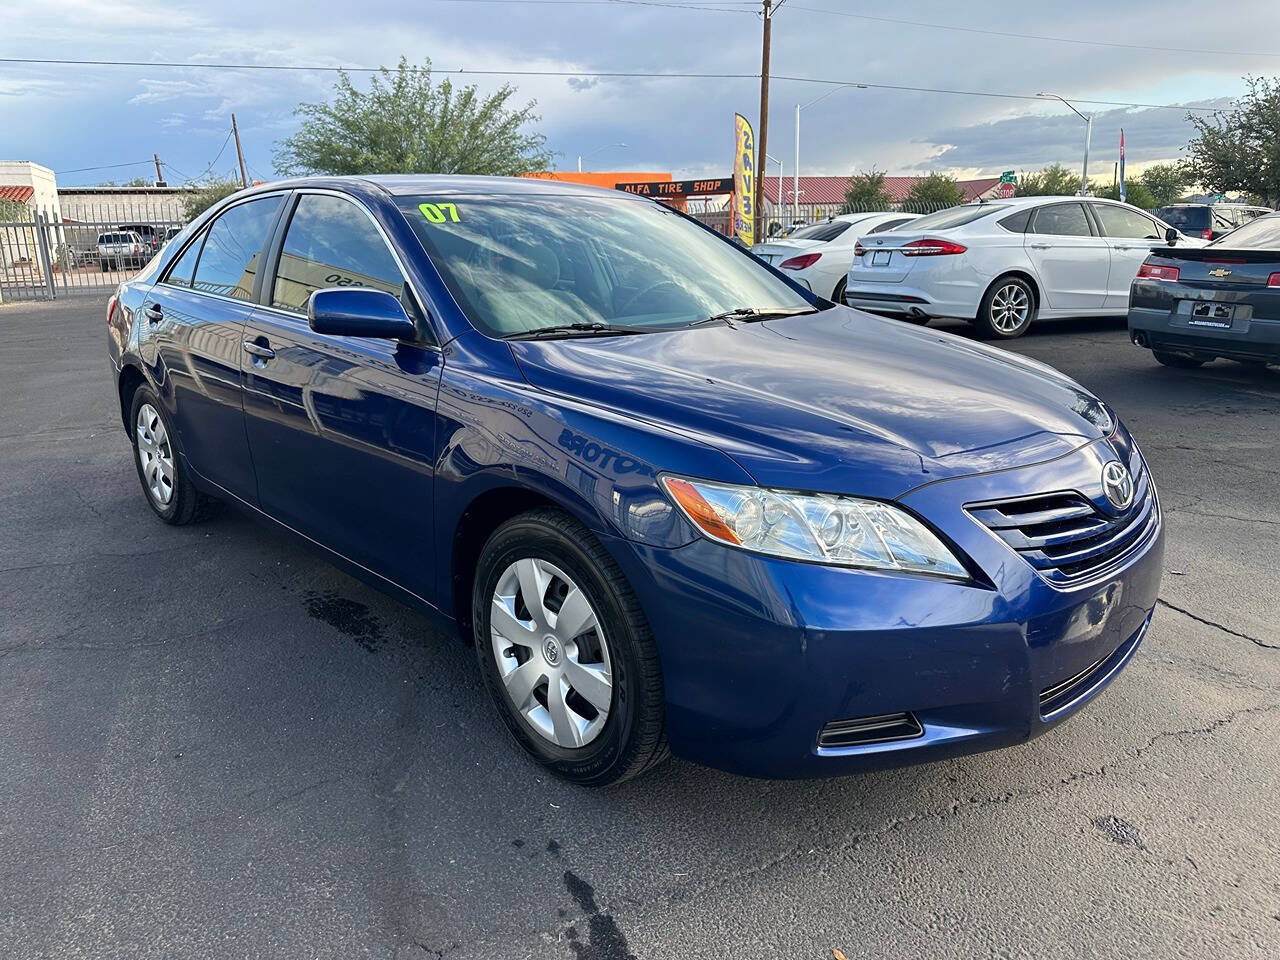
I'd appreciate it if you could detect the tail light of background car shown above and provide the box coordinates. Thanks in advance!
[1201,228,1214,240]
[106,293,118,324]
[779,253,822,270]
[901,238,968,257]
[1267,272,1280,288]
[1137,262,1180,282]
[853,241,866,257]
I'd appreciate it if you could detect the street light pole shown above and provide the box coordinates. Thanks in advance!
[1038,92,1093,195]
[577,142,627,173]
[765,152,784,232]
[794,83,866,223]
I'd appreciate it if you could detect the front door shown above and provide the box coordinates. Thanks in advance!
[1090,202,1171,310]
[240,192,443,600]
[144,193,286,500]
[1023,201,1110,312]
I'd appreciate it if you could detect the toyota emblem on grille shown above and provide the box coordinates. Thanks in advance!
[1102,461,1134,511]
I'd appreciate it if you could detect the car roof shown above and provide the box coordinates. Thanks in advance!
[249,173,650,200]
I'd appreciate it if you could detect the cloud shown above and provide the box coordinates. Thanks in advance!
[567,77,600,92]
[129,79,203,104]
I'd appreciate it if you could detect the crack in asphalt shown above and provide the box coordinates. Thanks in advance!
[544,700,1280,941]
[1157,599,1279,650]
[1165,505,1280,527]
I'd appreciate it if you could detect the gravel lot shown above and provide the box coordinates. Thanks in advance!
[2,296,1278,960]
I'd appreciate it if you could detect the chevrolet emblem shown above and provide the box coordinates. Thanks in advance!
[1208,268,1231,278]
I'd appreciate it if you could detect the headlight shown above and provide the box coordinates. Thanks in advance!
[662,476,967,578]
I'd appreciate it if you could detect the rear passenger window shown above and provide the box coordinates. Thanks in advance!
[164,233,205,288]
[998,209,1032,233]
[271,194,405,314]
[1031,203,1092,237]
[190,196,283,301]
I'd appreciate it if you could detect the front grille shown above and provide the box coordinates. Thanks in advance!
[1038,616,1147,717]
[817,712,924,749]
[967,461,1158,585]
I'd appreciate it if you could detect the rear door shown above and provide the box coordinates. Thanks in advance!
[1090,202,1169,309]
[1023,202,1110,312]
[142,193,287,500]
[240,191,443,598]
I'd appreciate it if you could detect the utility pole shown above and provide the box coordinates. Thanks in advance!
[754,0,773,230]
[231,113,248,188]
[153,153,163,184]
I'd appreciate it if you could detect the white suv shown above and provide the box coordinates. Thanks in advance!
[845,196,1203,338]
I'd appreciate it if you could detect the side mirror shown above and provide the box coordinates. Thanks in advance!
[1164,227,1179,246]
[307,288,417,340]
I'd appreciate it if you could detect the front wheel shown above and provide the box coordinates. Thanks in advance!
[473,508,667,786]
[975,276,1035,339]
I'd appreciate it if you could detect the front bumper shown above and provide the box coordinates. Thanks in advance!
[608,438,1164,778]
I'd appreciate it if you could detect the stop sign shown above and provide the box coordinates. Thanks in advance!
[997,182,1016,198]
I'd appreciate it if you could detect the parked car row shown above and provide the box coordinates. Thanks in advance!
[842,196,1206,338]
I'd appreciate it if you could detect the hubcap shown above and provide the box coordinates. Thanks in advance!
[135,403,175,505]
[490,558,613,749]
[990,283,1030,333]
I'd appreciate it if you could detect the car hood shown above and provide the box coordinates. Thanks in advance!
[510,307,1108,499]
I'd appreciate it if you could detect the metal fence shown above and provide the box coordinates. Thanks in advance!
[689,199,960,240]
[0,204,187,303]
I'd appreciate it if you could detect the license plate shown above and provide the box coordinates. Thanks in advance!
[871,251,891,266]
[1189,301,1234,328]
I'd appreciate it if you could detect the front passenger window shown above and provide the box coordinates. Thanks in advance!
[272,194,406,313]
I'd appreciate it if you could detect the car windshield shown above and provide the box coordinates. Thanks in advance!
[1155,206,1210,231]
[785,220,853,242]
[398,194,818,338]
[902,204,1006,231]
[1209,213,1280,249]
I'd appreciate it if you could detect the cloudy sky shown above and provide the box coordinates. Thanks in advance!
[4,0,1278,187]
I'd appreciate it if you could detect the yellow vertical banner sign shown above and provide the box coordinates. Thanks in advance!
[733,113,755,247]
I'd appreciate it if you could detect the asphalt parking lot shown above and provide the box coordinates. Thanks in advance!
[2,296,1278,960]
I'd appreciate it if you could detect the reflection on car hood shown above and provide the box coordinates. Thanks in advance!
[510,307,1107,499]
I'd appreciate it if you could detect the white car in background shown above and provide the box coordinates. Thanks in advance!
[753,211,921,301]
[845,196,1205,338]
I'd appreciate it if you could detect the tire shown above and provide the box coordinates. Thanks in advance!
[100,261,109,273]
[831,277,847,304]
[975,275,1035,339]
[128,386,221,525]
[1152,351,1207,369]
[472,508,668,786]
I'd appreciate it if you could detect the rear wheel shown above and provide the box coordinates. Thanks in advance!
[128,387,221,525]
[975,276,1035,339]
[1152,350,1207,369]
[831,277,847,304]
[473,508,667,786]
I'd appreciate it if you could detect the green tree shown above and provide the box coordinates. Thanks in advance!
[1138,162,1191,207]
[1089,179,1156,209]
[1016,163,1082,196]
[274,57,552,177]
[181,179,242,221]
[902,173,966,209]
[842,169,892,211]
[1186,75,1280,206]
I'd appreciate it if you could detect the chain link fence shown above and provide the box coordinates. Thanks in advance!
[1,203,187,303]
[690,199,962,240]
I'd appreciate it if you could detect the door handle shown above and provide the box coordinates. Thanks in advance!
[144,303,163,324]
[1029,243,1050,249]
[242,339,276,360]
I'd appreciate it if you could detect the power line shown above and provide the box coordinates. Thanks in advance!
[785,5,1280,59]
[2,57,1225,113]
[54,159,154,175]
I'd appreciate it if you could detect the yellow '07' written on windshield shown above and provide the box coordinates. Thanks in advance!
[419,202,461,223]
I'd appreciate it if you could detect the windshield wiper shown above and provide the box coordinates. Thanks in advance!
[698,306,819,326]
[503,322,649,341]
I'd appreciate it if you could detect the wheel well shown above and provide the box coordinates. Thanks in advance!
[450,486,560,643]
[984,271,1040,311]
[117,365,147,432]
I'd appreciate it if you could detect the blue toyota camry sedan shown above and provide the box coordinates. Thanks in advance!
[107,175,1164,784]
